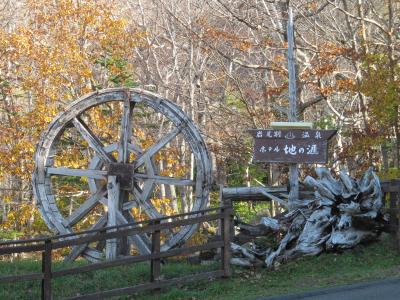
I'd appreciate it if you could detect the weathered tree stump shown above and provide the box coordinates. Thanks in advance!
[230,167,384,267]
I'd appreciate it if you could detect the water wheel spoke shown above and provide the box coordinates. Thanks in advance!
[133,182,175,239]
[82,247,104,263]
[133,180,164,219]
[47,167,107,179]
[64,215,107,262]
[135,126,181,168]
[130,137,143,155]
[118,93,134,163]
[123,189,175,241]
[115,211,151,255]
[122,200,137,211]
[72,117,115,164]
[134,173,195,186]
[63,186,107,227]
[137,198,164,219]
[125,212,152,250]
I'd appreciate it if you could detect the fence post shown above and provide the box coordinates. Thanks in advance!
[222,195,234,242]
[388,180,400,251]
[150,220,161,282]
[394,180,400,252]
[221,206,232,277]
[41,239,52,300]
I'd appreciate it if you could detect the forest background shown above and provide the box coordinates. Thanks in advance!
[0,0,399,239]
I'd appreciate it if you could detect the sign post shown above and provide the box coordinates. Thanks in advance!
[287,7,299,209]
[249,8,336,209]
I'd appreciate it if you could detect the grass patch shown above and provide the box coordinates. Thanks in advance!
[1,234,400,299]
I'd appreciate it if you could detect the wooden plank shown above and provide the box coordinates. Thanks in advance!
[381,184,400,193]
[64,187,107,227]
[383,224,399,232]
[41,240,52,300]
[130,206,218,223]
[65,215,107,262]
[0,208,221,249]
[0,208,221,252]
[134,174,195,186]
[83,247,104,260]
[52,213,225,250]
[0,243,45,255]
[287,7,297,122]
[257,188,288,207]
[287,6,299,209]
[119,189,131,255]
[222,208,232,277]
[72,117,115,164]
[279,193,289,199]
[135,157,178,246]
[0,236,50,246]
[66,270,224,300]
[106,176,118,260]
[82,247,103,263]
[0,272,43,283]
[118,91,134,164]
[151,221,161,282]
[52,240,223,278]
[133,180,163,219]
[122,200,137,210]
[115,211,151,255]
[135,127,181,167]
[382,208,400,213]
[47,167,107,179]
[222,186,287,201]
[389,191,400,251]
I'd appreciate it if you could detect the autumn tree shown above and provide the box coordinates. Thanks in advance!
[0,0,143,234]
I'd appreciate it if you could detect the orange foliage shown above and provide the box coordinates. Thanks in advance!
[0,0,143,181]
[0,0,144,234]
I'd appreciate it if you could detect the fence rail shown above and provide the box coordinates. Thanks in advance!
[0,206,233,300]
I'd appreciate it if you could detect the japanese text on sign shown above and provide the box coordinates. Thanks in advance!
[249,129,336,164]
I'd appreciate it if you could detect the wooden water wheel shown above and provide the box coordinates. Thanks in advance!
[32,88,212,262]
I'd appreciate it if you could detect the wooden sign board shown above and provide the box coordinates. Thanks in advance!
[249,129,336,164]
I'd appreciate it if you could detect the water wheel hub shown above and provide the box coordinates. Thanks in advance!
[107,163,135,190]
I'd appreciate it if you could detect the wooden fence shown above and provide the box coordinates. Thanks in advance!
[0,206,233,300]
[1,179,399,299]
